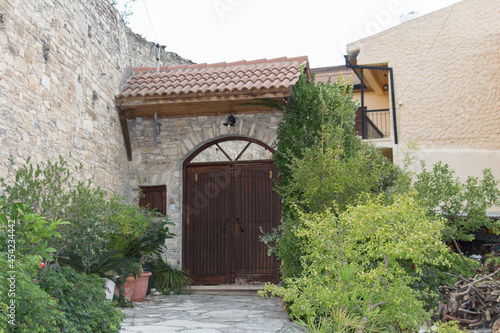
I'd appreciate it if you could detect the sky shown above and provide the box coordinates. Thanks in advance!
[122,0,463,68]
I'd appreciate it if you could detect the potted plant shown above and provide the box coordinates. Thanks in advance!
[147,254,193,295]
[108,206,174,301]
[59,248,142,301]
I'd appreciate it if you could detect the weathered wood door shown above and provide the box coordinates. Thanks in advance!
[184,164,231,284]
[183,138,280,285]
[232,163,280,284]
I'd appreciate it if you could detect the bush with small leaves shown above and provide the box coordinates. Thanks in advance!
[262,195,450,332]
[38,266,124,332]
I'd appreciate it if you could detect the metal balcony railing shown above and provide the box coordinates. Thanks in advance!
[356,108,391,139]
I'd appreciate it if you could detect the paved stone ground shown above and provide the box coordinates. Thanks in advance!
[120,294,306,333]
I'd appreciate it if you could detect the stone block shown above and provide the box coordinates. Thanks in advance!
[40,74,50,90]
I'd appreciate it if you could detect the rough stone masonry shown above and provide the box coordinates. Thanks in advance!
[0,0,190,194]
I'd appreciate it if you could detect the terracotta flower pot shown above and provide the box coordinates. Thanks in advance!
[131,271,152,302]
[122,274,137,301]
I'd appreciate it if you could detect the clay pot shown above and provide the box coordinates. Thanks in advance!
[131,271,152,302]
[122,274,137,301]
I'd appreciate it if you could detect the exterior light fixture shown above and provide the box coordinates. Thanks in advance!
[223,114,236,127]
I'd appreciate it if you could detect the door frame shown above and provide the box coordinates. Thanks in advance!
[182,136,279,284]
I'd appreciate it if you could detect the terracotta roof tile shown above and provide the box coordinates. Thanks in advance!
[311,65,360,86]
[118,56,309,100]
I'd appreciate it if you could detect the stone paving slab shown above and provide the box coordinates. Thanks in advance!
[120,294,305,333]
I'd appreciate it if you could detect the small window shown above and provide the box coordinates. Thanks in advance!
[139,185,166,216]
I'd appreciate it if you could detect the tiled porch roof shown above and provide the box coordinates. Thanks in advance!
[311,65,360,86]
[116,56,310,162]
[118,56,309,100]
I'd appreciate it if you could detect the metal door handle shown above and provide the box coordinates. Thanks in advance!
[236,217,244,233]
[223,218,229,233]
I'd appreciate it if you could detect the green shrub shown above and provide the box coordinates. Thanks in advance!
[1,156,174,281]
[38,266,124,332]
[434,321,466,332]
[0,200,70,262]
[403,251,479,313]
[107,202,174,261]
[0,254,67,332]
[262,195,449,332]
[264,73,397,282]
[414,161,500,242]
[0,157,110,266]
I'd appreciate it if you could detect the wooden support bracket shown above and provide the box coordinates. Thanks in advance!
[118,106,133,161]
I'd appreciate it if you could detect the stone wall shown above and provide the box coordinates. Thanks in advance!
[0,0,191,193]
[126,113,282,266]
[0,0,282,267]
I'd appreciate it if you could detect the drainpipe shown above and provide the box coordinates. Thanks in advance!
[360,68,365,139]
[388,68,398,145]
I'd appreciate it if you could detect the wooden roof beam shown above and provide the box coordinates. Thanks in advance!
[117,106,133,161]
[116,89,292,108]
[363,69,385,96]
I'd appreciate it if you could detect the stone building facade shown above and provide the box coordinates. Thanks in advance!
[1,0,299,271]
[0,0,191,194]
[126,113,282,265]
[116,58,308,270]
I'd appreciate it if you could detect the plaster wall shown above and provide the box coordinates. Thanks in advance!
[0,0,190,193]
[347,0,500,187]
[126,112,282,266]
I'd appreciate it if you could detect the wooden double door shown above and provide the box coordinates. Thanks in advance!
[183,162,280,284]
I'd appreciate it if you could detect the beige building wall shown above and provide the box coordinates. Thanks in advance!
[347,0,500,184]
[0,0,189,193]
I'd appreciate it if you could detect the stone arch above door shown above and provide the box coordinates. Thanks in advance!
[178,113,282,159]
[184,136,275,165]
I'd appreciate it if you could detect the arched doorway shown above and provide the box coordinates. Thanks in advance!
[182,137,280,285]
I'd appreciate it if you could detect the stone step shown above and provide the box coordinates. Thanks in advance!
[186,284,266,295]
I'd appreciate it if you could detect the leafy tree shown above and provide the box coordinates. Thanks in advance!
[108,0,136,25]
[414,161,500,242]
[263,72,397,280]
[273,71,359,198]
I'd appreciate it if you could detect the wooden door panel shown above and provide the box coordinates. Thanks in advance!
[184,162,280,285]
[234,164,280,283]
[185,165,231,284]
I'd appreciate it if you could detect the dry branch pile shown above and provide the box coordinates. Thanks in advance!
[439,268,500,329]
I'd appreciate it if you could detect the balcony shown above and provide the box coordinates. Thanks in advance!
[356,107,391,140]
[310,63,397,145]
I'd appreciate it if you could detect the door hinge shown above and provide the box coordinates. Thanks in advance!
[195,173,198,182]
